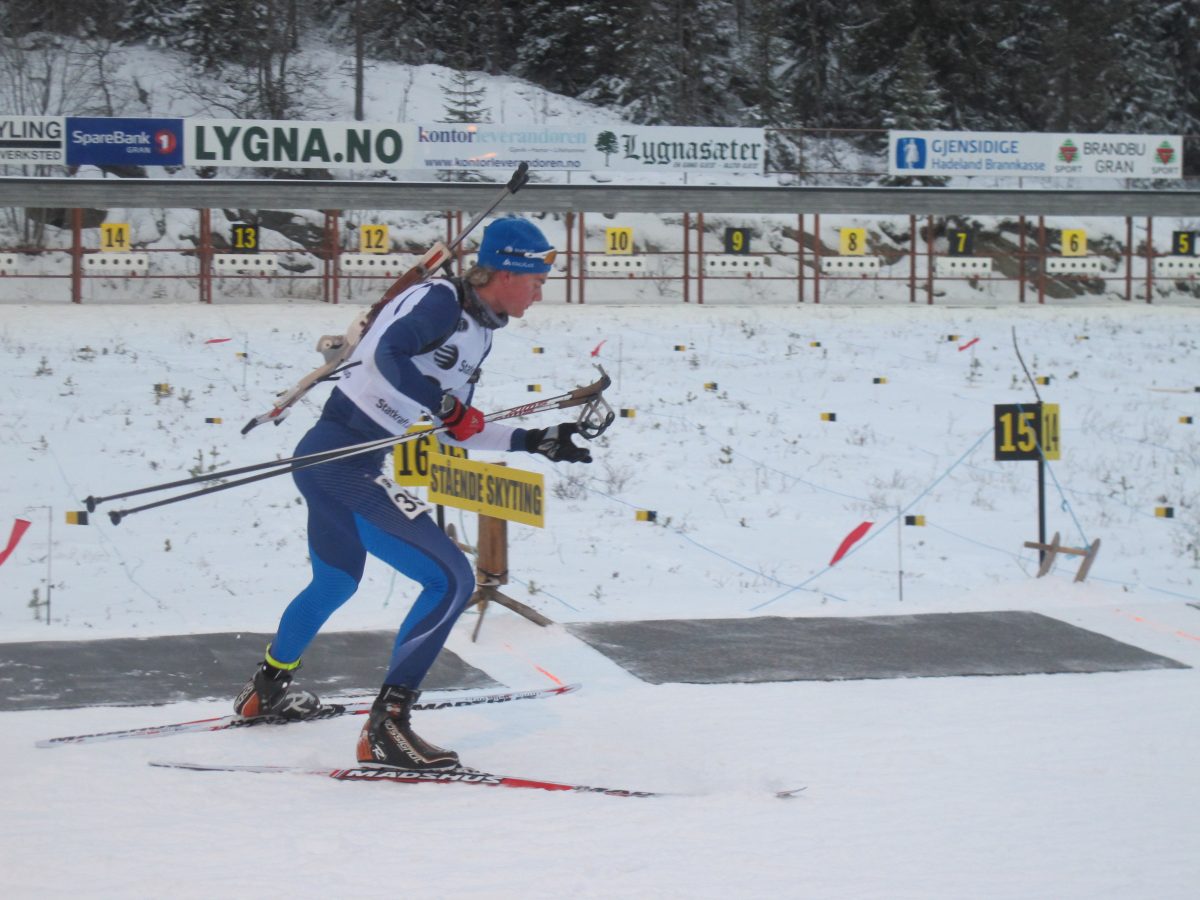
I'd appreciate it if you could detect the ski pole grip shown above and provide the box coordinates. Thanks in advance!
[507,162,530,194]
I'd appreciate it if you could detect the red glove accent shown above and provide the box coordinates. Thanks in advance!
[441,398,485,441]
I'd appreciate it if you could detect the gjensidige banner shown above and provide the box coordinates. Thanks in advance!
[889,131,1183,179]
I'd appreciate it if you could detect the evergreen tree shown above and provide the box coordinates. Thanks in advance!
[514,1,612,99]
[775,0,862,128]
[1108,2,1179,134]
[1016,0,1126,131]
[441,68,491,123]
[913,0,1023,130]
[728,0,789,127]
[108,0,187,45]
[880,30,950,132]
[612,0,740,125]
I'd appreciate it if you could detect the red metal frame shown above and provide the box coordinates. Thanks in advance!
[5,207,1192,305]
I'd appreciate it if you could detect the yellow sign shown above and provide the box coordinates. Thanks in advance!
[1040,402,1061,460]
[429,457,545,528]
[393,425,468,486]
[604,227,633,255]
[1061,229,1087,257]
[100,222,130,252]
[231,224,258,251]
[839,228,866,256]
[360,224,389,254]
[994,402,1060,461]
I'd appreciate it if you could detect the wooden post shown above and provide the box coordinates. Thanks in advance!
[578,210,586,305]
[323,210,340,305]
[682,212,690,304]
[926,215,934,304]
[813,213,821,304]
[1023,532,1102,583]
[70,208,83,303]
[565,211,574,304]
[198,208,212,304]
[798,213,805,304]
[1145,215,1153,303]
[909,214,917,304]
[1018,215,1026,304]
[469,513,554,641]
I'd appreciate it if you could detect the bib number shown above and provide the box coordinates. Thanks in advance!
[375,475,432,520]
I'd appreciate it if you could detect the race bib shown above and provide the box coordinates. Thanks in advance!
[374,475,432,520]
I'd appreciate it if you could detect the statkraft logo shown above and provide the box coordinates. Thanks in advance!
[895,137,927,170]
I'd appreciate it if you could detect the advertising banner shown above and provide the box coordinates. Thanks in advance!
[415,123,590,173]
[889,130,1183,179]
[186,119,419,170]
[591,126,764,173]
[66,117,184,167]
[0,116,66,164]
[415,124,765,174]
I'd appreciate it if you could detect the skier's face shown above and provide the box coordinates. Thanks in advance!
[485,270,546,319]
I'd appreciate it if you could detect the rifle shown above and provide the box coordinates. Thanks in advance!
[241,162,531,435]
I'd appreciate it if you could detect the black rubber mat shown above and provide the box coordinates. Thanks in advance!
[566,611,1189,684]
[0,630,498,710]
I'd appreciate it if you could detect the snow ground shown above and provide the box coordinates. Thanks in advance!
[0,291,1198,898]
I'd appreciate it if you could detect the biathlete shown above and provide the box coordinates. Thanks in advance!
[233,217,593,770]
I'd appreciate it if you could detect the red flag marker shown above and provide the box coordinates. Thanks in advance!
[958,337,980,352]
[829,521,872,566]
[0,518,31,567]
[204,338,232,344]
[590,340,607,358]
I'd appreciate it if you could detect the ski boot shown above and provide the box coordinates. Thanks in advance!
[233,653,322,720]
[356,685,459,770]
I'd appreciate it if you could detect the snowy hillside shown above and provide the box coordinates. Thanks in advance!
[3,301,1198,637]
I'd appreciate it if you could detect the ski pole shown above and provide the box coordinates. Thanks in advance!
[97,367,613,524]
[90,361,607,514]
[105,425,440,524]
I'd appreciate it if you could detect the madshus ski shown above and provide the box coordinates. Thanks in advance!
[37,683,579,749]
[151,760,670,798]
[150,760,806,800]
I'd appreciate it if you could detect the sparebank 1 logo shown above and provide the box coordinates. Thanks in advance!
[1058,139,1078,163]
[1156,141,1175,165]
[895,137,927,170]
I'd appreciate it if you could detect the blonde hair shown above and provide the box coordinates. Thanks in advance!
[464,265,498,287]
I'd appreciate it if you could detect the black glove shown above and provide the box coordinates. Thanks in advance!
[524,422,592,463]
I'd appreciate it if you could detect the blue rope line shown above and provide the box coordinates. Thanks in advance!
[504,573,580,612]
[451,508,580,612]
[749,426,995,611]
[582,482,796,588]
[1013,400,1091,549]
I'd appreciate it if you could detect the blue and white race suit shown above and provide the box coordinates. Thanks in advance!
[268,278,526,687]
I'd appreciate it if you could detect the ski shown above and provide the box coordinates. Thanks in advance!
[36,683,580,749]
[149,760,670,798]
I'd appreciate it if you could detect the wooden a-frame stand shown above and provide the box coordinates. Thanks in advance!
[1023,531,1101,582]
[465,515,553,641]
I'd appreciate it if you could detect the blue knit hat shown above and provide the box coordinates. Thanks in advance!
[477,217,555,273]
